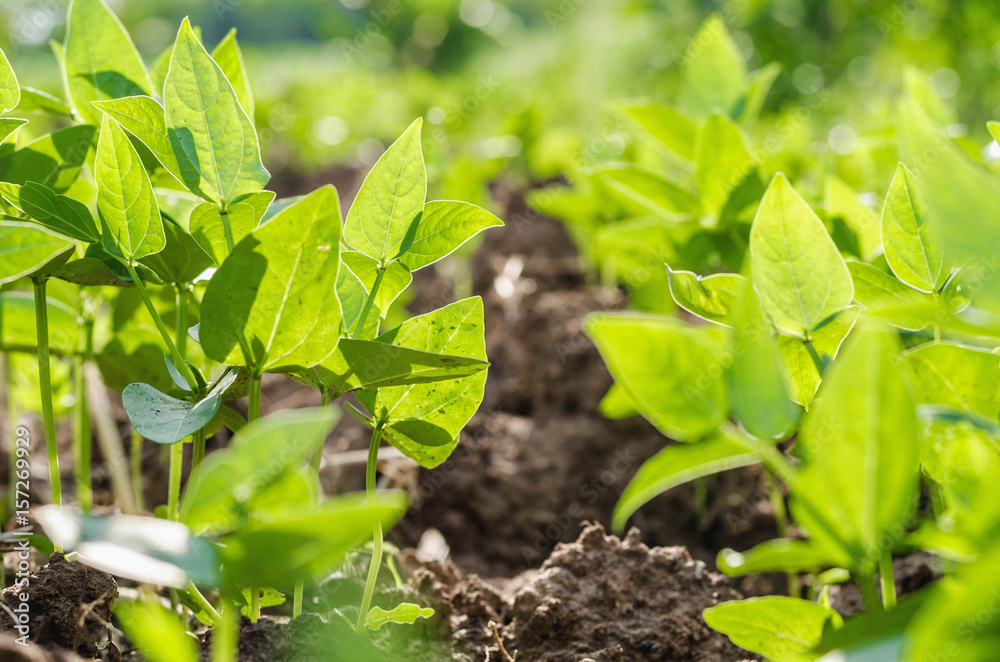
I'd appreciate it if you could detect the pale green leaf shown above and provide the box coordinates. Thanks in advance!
[93,95,185,184]
[117,597,197,662]
[342,251,411,315]
[0,125,97,193]
[696,113,759,218]
[847,260,932,330]
[618,102,698,160]
[750,174,854,336]
[122,370,238,445]
[367,603,435,631]
[666,266,744,326]
[778,308,858,408]
[0,291,82,355]
[0,181,100,244]
[0,47,20,113]
[344,118,425,262]
[140,217,214,285]
[825,176,880,259]
[17,88,72,117]
[717,539,838,576]
[597,165,699,217]
[704,597,842,662]
[736,62,781,128]
[211,28,254,121]
[902,342,1000,422]
[0,221,74,285]
[599,382,638,419]
[337,266,380,340]
[678,15,747,120]
[0,118,27,147]
[398,200,502,271]
[188,191,274,265]
[880,163,944,292]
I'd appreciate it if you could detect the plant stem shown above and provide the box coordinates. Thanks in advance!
[247,373,262,622]
[175,287,188,360]
[859,573,881,611]
[3,352,15,513]
[356,423,385,631]
[351,267,385,338]
[32,277,61,509]
[764,469,798,597]
[219,203,235,257]
[167,441,183,521]
[186,581,222,626]
[130,427,145,512]
[74,313,95,513]
[211,600,238,662]
[125,262,197,390]
[879,552,896,609]
[192,427,206,471]
[293,583,304,619]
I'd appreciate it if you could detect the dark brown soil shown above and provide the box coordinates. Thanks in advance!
[0,553,118,660]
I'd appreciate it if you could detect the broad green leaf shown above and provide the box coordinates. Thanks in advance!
[199,186,342,372]
[17,88,72,117]
[0,181,100,243]
[117,597,197,662]
[796,329,919,568]
[825,176,880,259]
[122,370,238,445]
[666,266,744,326]
[902,342,1000,422]
[0,124,97,193]
[140,217,213,285]
[717,539,838,576]
[306,338,488,399]
[211,29,254,121]
[599,382,638,419]
[55,244,163,288]
[220,491,408,589]
[188,191,275,265]
[750,174,854,336]
[778,308,858,407]
[240,587,285,619]
[696,113,759,218]
[704,597,842,662]
[584,313,728,440]
[613,432,760,532]
[366,603,435,631]
[344,118,425,262]
[338,266,380,340]
[181,407,339,534]
[0,222,74,285]
[678,15,747,120]
[398,200,503,271]
[597,166,699,217]
[357,297,487,469]
[0,118,27,145]
[63,0,151,125]
[847,261,932,330]
[163,18,269,203]
[0,291,82,355]
[728,280,799,438]
[96,116,164,261]
[0,47,19,113]
[93,96,184,183]
[880,163,944,293]
[618,102,698,160]
[342,251,411,314]
[736,62,781,128]
[815,593,924,660]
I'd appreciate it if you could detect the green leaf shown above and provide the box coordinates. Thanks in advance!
[0,291,82,355]
[846,261,933,330]
[140,216,213,285]
[704,597,842,662]
[596,165,699,217]
[188,191,274,265]
[211,28,254,121]
[678,15,747,120]
[338,266,380,340]
[163,18,269,203]
[342,251,411,314]
[750,174,854,336]
[777,308,858,408]
[880,163,944,293]
[398,200,503,271]
[824,176,880,260]
[599,382,638,419]
[96,116,164,261]
[902,342,1000,422]
[17,88,72,117]
[181,407,339,534]
[0,118,27,146]
[728,280,799,438]
[584,313,728,440]
[240,587,285,618]
[717,539,839,576]
[344,118,426,262]
[696,113,759,218]
[63,0,151,125]
[357,297,487,469]
[0,181,100,243]
[0,221,75,285]
[0,47,20,113]
[618,102,697,160]
[0,124,97,193]
[736,62,781,128]
[366,603,435,631]
[117,597,198,662]
[93,96,184,184]
[122,370,238,445]
[666,266,744,326]
[200,185,342,373]
[613,432,760,532]
[795,329,920,568]
[220,491,408,589]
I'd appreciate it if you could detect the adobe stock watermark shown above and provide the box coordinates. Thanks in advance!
[4,425,33,647]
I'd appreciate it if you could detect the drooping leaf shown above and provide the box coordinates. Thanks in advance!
[0,181,100,243]
[704,597,842,662]
[366,603,435,631]
[188,191,274,265]
[122,370,238,445]
[342,251,411,314]
[880,163,944,293]
[0,47,20,113]
[0,222,75,285]
[750,174,854,336]
[344,118,425,262]
[95,116,164,261]
[356,297,487,469]
[777,308,858,408]
[678,15,747,120]
[696,113,760,218]
[613,431,760,532]
[717,539,839,576]
[210,28,254,121]
[0,124,97,193]
[398,200,503,271]
[585,313,728,441]
[117,597,198,662]
[902,342,1000,422]
[200,186,342,373]
[93,96,184,183]
[63,0,151,125]
[618,102,698,160]
[17,88,72,117]
[596,165,699,217]
[163,18,269,203]
[0,291,82,355]
[666,266,744,326]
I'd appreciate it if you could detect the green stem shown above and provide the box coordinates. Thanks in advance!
[175,286,188,360]
[125,262,197,390]
[192,427,206,471]
[74,314,94,513]
[765,469,798,597]
[248,373,262,622]
[356,423,385,631]
[32,278,61,509]
[211,600,238,662]
[130,427,145,512]
[879,552,896,609]
[293,583,304,619]
[351,267,386,339]
[4,352,14,513]
[859,573,881,611]
[219,204,235,258]
[186,581,222,626]
[167,441,183,521]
